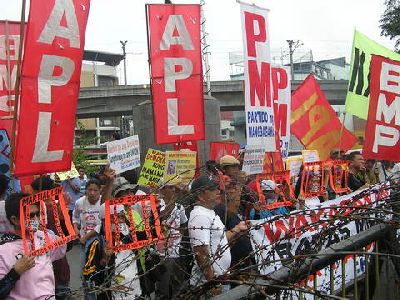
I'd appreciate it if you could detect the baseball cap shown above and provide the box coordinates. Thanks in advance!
[113,177,137,197]
[261,179,276,191]
[220,155,240,167]
[190,175,219,192]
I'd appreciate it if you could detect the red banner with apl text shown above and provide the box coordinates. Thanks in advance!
[363,55,400,160]
[0,21,23,138]
[20,187,77,256]
[14,0,90,176]
[291,75,357,160]
[147,4,204,144]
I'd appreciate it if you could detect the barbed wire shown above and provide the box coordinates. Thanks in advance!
[51,168,400,299]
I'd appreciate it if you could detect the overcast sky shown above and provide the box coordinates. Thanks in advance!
[0,0,396,84]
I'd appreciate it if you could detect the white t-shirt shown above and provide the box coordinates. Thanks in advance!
[72,196,102,237]
[0,201,14,233]
[158,203,188,258]
[378,162,400,183]
[188,205,231,286]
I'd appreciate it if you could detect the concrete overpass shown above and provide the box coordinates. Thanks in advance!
[77,80,349,118]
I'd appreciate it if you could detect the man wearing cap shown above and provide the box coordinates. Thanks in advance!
[219,155,241,178]
[188,175,249,294]
[155,177,188,299]
[250,180,288,220]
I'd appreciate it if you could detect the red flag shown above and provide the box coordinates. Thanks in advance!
[363,55,400,160]
[291,75,357,160]
[14,0,90,176]
[147,4,205,144]
[0,21,23,138]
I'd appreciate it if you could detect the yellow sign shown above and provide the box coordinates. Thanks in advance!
[164,151,196,185]
[137,149,165,188]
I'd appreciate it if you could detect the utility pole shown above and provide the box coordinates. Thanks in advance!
[286,40,302,81]
[200,0,211,95]
[120,40,128,85]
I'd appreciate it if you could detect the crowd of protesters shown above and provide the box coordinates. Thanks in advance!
[0,150,398,299]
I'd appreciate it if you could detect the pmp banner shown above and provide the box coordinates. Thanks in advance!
[14,0,90,176]
[291,75,357,160]
[250,184,389,297]
[240,2,275,149]
[0,21,22,137]
[272,66,291,157]
[147,4,204,144]
[363,55,400,160]
[345,30,400,119]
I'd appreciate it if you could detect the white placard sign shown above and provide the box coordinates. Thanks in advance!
[107,135,140,174]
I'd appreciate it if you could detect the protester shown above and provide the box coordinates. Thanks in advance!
[378,160,400,183]
[219,155,241,178]
[155,177,188,299]
[31,176,72,300]
[0,193,67,299]
[329,148,345,160]
[365,159,380,185]
[249,180,289,219]
[104,175,143,300]
[62,176,82,227]
[188,175,249,295]
[78,167,88,196]
[73,178,111,300]
[0,174,13,233]
[346,151,368,191]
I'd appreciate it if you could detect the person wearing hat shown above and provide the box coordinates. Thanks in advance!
[154,177,188,299]
[188,175,249,295]
[249,180,289,220]
[219,155,241,178]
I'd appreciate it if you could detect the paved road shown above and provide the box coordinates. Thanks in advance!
[66,244,82,293]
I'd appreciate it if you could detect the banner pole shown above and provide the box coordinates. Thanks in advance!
[9,0,27,182]
[338,111,346,158]
[4,21,12,121]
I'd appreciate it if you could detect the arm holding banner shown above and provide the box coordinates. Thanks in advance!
[101,166,116,203]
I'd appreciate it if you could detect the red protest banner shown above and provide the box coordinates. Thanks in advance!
[0,21,23,138]
[20,187,77,256]
[14,0,90,176]
[363,55,400,160]
[147,4,204,144]
[291,75,357,160]
[209,141,240,161]
[104,194,164,252]
[263,151,284,174]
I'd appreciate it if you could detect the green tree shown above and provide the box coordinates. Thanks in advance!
[73,120,99,175]
[380,0,400,50]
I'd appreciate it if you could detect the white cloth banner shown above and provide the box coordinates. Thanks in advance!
[249,184,389,297]
[272,65,291,157]
[107,135,141,174]
[240,2,275,149]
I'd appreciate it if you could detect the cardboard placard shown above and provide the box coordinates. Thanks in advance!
[104,194,163,252]
[300,161,326,198]
[242,146,265,175]
[327,160,350,194]
[20,187,77,256]
[302,150,320,163]
[164,150,196,185]
[137,149,165,188]
[107,135,141,174]
[255,171,294,209]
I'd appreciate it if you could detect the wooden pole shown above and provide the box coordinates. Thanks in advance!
[9,0,27,185]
